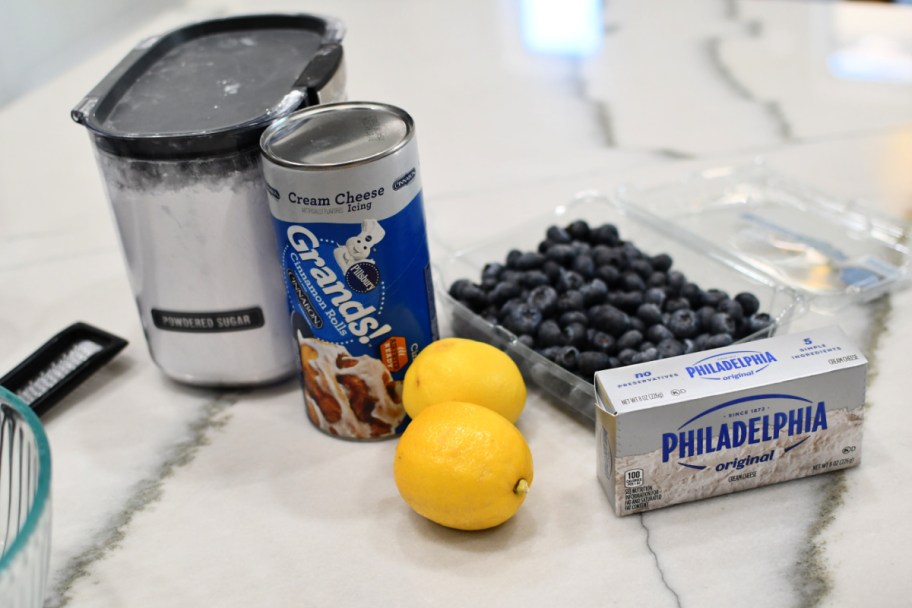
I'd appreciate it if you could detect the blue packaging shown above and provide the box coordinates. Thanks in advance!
[261,102,438,439]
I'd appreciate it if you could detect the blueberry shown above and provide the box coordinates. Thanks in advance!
[644,287,667,307]
[666,270,687,292]
[656,338,685,358]
[595,265,621,286]
[537,319,564,347]
[566,219,591,241]
[558,310,589,327]
[498,297,523,321]
[664,297,690,313]
[481,262,505,282]
[591,223,620,246]
[486,281,522,306]
[646,323,674,344]
[572,255,596,278]
[562,322,589,349]
[545,243,576,266]
[629,316,646,333]
[552,345,580,370]
[636,302,664,326]
[696,305,717,329]
[454,282,487,311]
[514,251,545,270]
[501,302,543,336]
[588,304,631,336]
[650,253,673,272]
[592,245,620,267]
[631,348,659,364]
[668,308,700,339]
[538,345,562,361]
[579,278,609,306]
[527,285,559,316]
[517,334,536,349]
[556,270,586,292]
[578,351,611,378]
[701,288,729,308]
[621,271,646,293]
[735,292,761,317]
[543,260,563,282]
[546,225,572,244]
[620,242,644,265]
[569,241,592,258]
[705,333,734,349]
[681,283,703,308]
[717,298,744,322]
[646,272,667,288]
[617,348,638,366]
[505,249,523,268]
[745,312,773,336]
[448,278,472,300]
[629,259,654,279]
[617,329,644,351]
[693,333,711,351]
[516,270,547,289]
[499,269,522,285]
[708,312,736,336]
[556,290,585,313]
[481,275,499,290]
[610,291,644,312]
[589,331,617,355]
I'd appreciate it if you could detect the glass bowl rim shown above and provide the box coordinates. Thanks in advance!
[0,385,52,574]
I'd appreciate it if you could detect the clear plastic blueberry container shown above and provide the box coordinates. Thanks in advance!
[617,163,911,312]
[435,190,805,424]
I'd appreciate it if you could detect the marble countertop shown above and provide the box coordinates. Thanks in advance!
[3,0,912,606]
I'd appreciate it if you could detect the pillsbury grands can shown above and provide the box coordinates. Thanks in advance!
[260,102,438,440]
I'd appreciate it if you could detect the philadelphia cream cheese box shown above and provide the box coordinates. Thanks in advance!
[595,326,866,515]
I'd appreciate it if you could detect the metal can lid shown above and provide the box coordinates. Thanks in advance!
[260,101,414,169]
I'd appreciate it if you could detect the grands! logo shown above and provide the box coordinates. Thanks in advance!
[684,349,777,381]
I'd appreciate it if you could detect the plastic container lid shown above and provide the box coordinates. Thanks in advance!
[71,14,345,159]
[617,162,911,312]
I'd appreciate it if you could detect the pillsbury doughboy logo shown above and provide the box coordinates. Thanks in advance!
[685,349,777,381]
[334,219,384,293]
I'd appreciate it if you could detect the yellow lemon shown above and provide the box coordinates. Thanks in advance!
[393,401,533,531]
[403,337,526,422]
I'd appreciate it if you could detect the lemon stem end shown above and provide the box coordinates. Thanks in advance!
[514,479,530,495]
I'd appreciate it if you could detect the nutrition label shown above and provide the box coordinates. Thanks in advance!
[624,485,662,512]
[623,470,662,511]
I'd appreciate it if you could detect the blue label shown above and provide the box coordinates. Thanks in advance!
[273,192,438,375]
[661,393,828,469]
[684,349,778,381]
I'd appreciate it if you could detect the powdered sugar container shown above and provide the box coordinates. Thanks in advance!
[71,14,346,385]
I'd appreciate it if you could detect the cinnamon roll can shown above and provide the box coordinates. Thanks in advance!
[260,102,438,440]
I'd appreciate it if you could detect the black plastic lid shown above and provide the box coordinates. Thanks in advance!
[71,14,344,160]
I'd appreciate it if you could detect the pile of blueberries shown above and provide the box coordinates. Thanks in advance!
[447,219,774,381]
